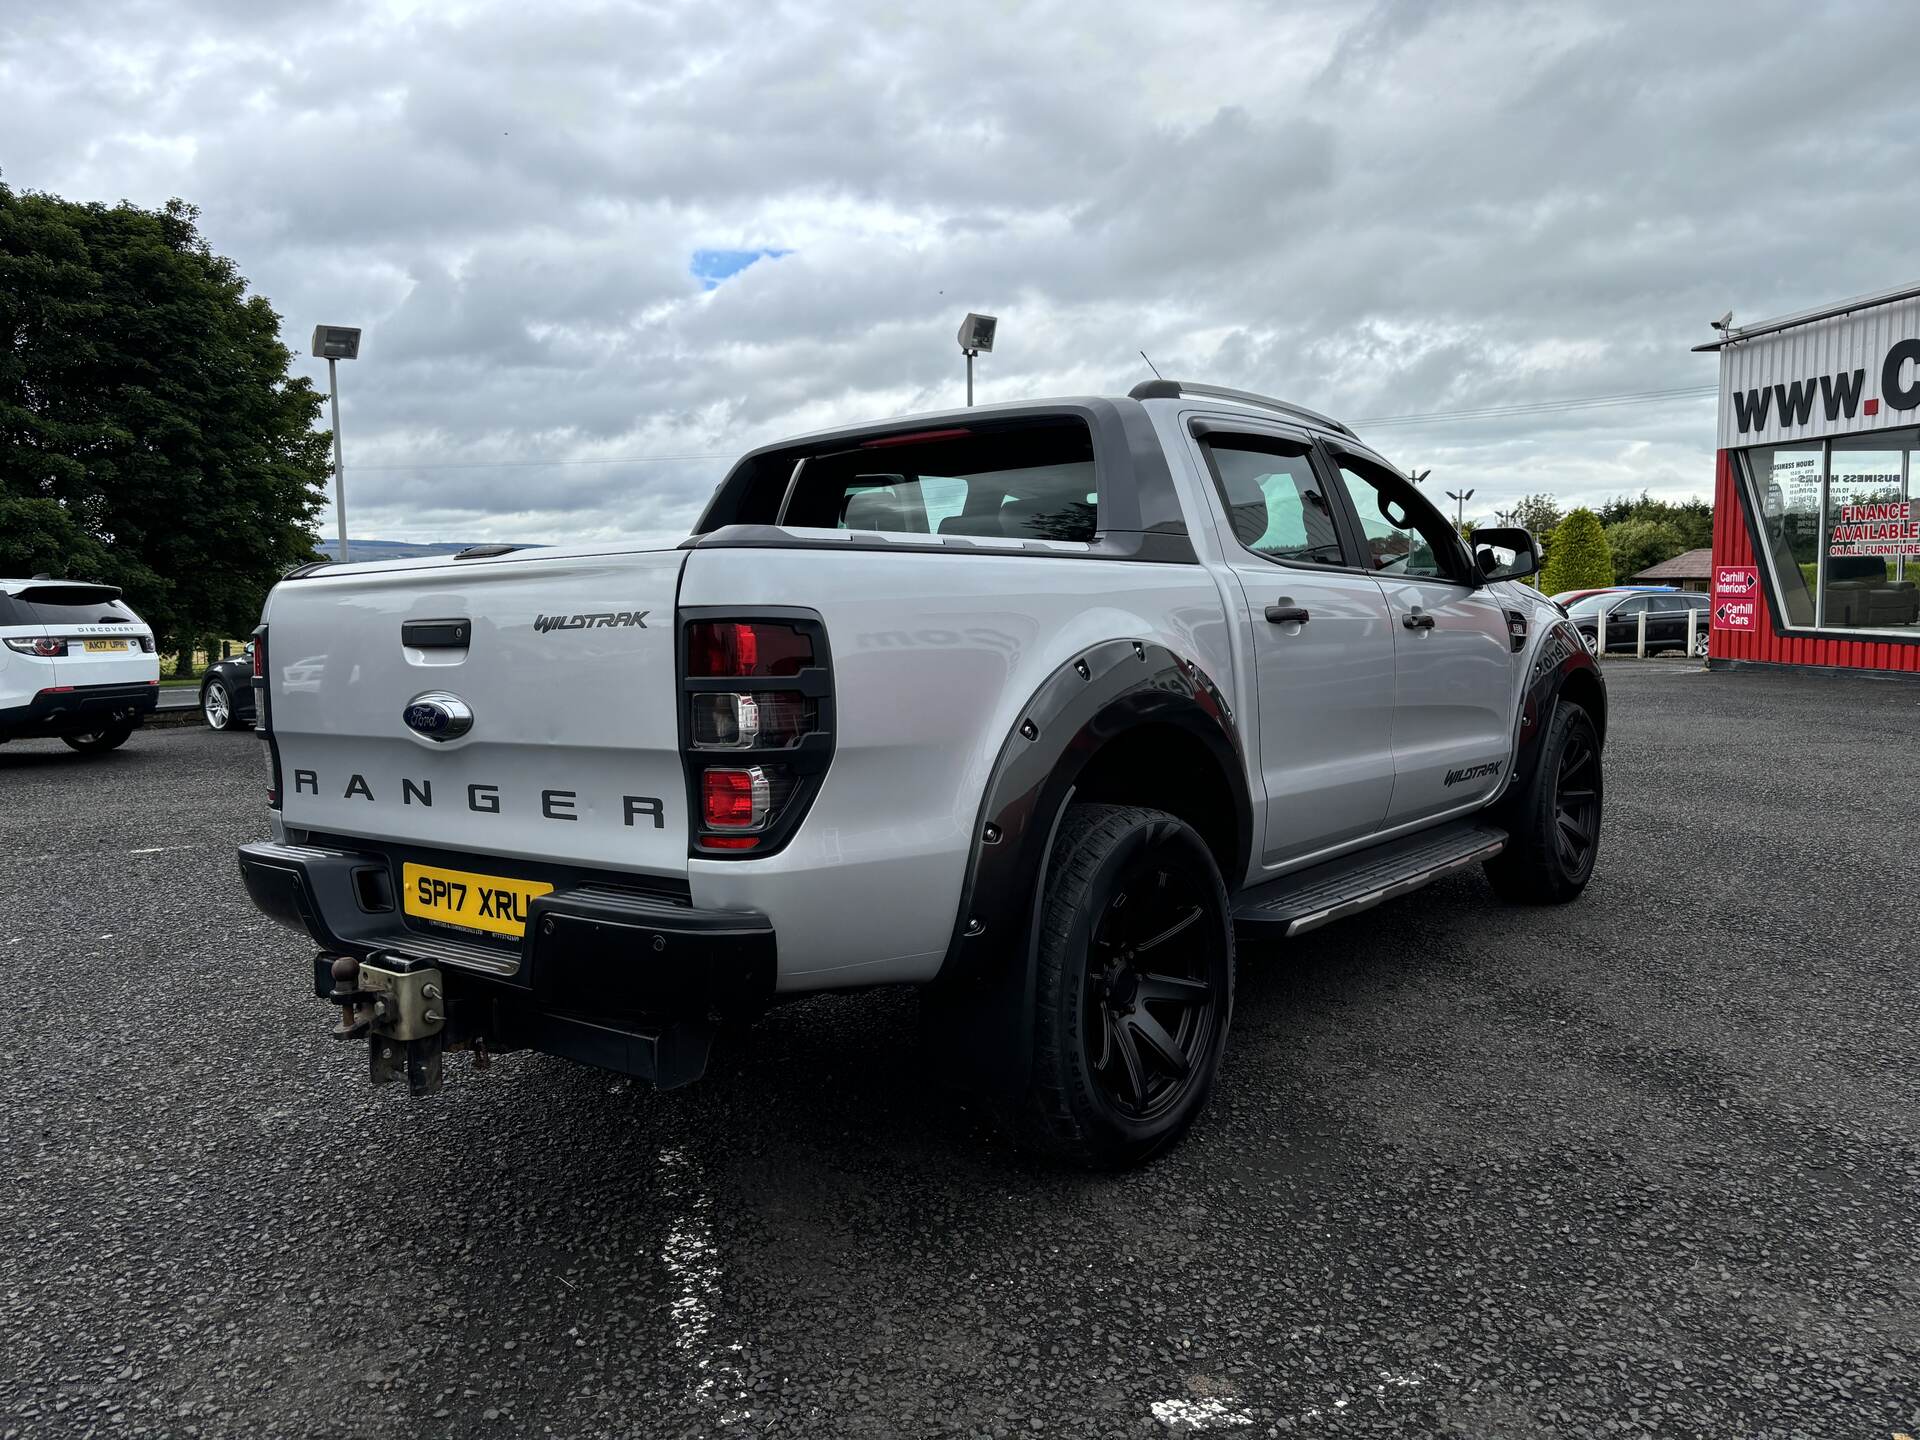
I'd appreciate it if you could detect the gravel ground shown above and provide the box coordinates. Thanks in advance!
[2,663,1917,1438]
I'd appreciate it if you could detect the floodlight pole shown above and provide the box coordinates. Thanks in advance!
[965,348,976,407]
[327,357,349,563]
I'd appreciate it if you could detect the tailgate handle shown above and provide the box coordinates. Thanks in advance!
[402,619,471,649]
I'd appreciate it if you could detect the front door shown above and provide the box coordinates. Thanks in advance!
[1189,424,1399,866]
[1325,447,1519,826]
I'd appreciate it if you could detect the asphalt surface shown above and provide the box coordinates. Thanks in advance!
[2,663,1916,1438]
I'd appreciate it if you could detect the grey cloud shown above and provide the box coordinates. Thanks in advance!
[4,0,1920,540]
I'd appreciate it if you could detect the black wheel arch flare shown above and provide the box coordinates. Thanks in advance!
[1503,617,1606,810]
[924,639,1252,1096]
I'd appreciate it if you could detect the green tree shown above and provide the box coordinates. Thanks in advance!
[1496,493,1565,536]
[1604,516,1685,580]
[1597,491,1713,552]
[0,181,329,670]
[1540,507,1614,594]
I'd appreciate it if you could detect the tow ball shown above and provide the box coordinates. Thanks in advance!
[320,952,446,1097]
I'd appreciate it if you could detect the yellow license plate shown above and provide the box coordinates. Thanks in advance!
[83,639,128,652]
[402,862,553,938]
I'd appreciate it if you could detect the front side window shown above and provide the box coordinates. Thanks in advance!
[1334,455,1461,581]
[1203,440,1345,566]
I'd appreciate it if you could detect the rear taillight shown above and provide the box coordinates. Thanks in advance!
[252,625,280,808]
[686,620,813,678]
[681,613,834,857]
[136,635,155,653]
[702,766,770,828]
[690,692,818,750]
[5,637,68,657]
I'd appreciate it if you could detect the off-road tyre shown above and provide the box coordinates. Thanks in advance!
[1484,701,1601,904]
[61,721,136,754]
[1015,804,1234,1168]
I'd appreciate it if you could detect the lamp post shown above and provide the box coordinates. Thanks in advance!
[956,312,997,406]
[312,325,363,562]
[1446,487,1475,532]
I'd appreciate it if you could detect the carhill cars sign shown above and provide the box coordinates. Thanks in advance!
[1712,567,1759,632]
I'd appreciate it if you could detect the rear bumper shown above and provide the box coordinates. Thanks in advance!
[0,681,158,739]
[238,840,776,1081]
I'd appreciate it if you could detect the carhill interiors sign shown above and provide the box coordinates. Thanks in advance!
[1712,293,1920,448]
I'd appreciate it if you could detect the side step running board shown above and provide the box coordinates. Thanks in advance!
[1233,820,1507,938]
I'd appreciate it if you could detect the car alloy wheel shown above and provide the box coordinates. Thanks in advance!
[1693,634,1710,657]
[1581,629,1599,656]
[1082,841,1221,1124]
[204,680,231,730]
[1551,723,1601,880]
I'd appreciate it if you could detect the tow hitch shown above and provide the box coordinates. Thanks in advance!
[322,952,446,1096]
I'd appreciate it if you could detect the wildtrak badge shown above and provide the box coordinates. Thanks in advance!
[533,610,649,633]
[1444,760,1504,788]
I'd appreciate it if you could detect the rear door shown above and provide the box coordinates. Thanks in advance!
[1322,446,1519,826]
[1187,422,1399,865]
[266,547,691,877]
[9,584,154,690]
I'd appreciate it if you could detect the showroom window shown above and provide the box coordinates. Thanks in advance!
[1742,431,1917,634]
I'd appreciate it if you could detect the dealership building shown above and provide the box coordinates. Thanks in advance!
[1698,283,1920,675]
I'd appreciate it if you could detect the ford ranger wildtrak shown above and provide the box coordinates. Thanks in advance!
[237,380,1606,1166]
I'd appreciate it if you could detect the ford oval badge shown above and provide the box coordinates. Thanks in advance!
[403,692,474,742]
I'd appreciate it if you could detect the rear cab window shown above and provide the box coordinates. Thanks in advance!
[738,418,1103,545]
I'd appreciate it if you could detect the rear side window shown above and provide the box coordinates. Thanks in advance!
[779,420,1098,543]
[1202,439,1346,566]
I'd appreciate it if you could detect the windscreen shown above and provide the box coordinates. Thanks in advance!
[777,420,1099,543]
[1564,594,1615,616]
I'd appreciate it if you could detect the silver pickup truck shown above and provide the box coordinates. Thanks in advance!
[238,379,1605,1166]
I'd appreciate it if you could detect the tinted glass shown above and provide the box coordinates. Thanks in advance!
[1565,594,1613,615]
[1336,457,1458,580]
[784,420,1098,542]
[1205,442,1345,565]
[10,588,137,627]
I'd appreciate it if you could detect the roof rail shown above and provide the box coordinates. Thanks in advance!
[1127,379,1355,437]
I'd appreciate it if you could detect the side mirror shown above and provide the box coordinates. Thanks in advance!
[244,641,256,659]
[1470,526,1541,582]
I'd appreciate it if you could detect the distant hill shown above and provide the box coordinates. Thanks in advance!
[311,539,541,561]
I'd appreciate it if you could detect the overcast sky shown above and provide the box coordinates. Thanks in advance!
[7,0,1919,543]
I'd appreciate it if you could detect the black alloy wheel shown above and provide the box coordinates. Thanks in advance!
[1019,803,1235,1167]
[1551,721,1600,880]
[1485,701,1602,904]
[1084,848,1220,1124]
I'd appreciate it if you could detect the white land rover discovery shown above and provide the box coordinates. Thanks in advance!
[0,578,160,753]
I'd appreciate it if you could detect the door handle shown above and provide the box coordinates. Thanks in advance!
[1264,604,1310,625]
[1402,611,1435,630]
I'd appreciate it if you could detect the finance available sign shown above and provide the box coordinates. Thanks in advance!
[1713,566,1759,632]
[1828,499,1920,558]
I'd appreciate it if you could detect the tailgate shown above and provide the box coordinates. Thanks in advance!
[266,549,689,876]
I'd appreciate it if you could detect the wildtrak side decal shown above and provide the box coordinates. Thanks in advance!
[1444,760,1504,788]
[533,610,649,633]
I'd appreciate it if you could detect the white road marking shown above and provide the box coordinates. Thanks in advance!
[1152,1367,1428,1432]
[657,1147,752,1427]
[1150,1397,1252,1430]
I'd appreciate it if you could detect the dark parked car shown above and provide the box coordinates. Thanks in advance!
[200,643,258,731]
[1564,590,1710,657]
